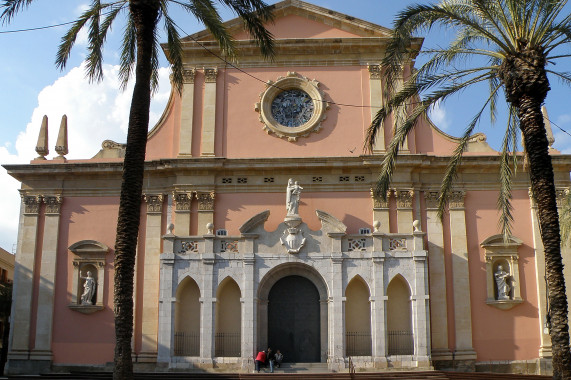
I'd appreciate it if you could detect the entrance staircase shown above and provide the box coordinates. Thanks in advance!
[2,370,551,380]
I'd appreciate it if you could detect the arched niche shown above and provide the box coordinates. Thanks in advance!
[68,240,109,314]
[345,275,372,356]
[386,274,413,355]
[215,277,242,357]
[481,234,523,310]
[174,276,201,356]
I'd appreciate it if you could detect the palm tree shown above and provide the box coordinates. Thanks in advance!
[366,0,571,378]
[1,1,274,379]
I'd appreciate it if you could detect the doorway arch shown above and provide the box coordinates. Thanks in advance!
[257,263,329,362]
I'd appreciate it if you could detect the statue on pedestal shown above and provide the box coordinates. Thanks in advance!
[494,265,511,300]
[80,271,96,305]
[286,178,303,216]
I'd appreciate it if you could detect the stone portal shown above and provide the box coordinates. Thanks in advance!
[268,275,320,362]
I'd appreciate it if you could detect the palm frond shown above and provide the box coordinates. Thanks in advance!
[118,15,136,90]
[0,0,34,24]
[161,3,184,93]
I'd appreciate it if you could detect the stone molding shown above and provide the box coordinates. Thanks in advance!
[449,190,466,209]
[173,192,193,212]
[424,191,440,209]
[22,195,42,215]
[44,195,62,215]
[182,68,196,84]
[255,72,329,142]
[371,189,391,209]
[197,191,215,211]
[396,189,414,209]
[204,68,218,83]
[367,64,381,79]
[555,187,569,208]
[144,194,164,214]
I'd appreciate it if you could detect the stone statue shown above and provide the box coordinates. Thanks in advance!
[80,271,96,305]
[286,178,303,216]
[494,265,511,300]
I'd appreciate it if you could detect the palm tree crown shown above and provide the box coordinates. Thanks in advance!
[2,1,274,379]
[367,0,571,378]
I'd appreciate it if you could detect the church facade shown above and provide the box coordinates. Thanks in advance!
[5,0,571,375]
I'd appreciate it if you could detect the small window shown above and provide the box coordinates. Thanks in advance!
[237,177,248,184]
[359,228,371,235]
[355,176,365,182]
[222,178,232,184]
[264,177,274,183]
[216,229,228,236]
[313,176,323,183]
[339,176,350,182]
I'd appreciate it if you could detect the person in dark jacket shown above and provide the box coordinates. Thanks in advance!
[266,347,275,373]
[255,350,266,373]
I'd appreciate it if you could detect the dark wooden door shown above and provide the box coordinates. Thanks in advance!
[268,275,320,362]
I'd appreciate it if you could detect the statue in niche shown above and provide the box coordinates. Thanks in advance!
[286,178,303,216]
[80,271,96,305]
[494,265,511,300]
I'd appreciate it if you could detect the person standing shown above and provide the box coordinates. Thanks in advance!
[274,349,283,368]
[267,347,275,373]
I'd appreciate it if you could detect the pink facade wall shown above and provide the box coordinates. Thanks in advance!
[464,190,539,360]
[214,191,373,234]
[52,197,119,364]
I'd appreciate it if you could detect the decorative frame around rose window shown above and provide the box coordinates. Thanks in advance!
[255,72,329,141]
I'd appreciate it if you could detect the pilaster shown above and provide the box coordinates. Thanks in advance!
[139,194,164,361]
[178,69,196,156]
[329,246,344,370]
[196,191,215,235]
[412,248,430,362]
[448,191,476,365]
[157,253,175,363]
[371,189,390,233]
[371,250,387,367]
[201,68,218,157]
[173,191,192,236]
[368,64,385,153]
[424,191,451,361]
[32,195,62,361]
[200,253,215,364]
[241,253,255,368]
[396,189,414,233]
[8,195,41,359]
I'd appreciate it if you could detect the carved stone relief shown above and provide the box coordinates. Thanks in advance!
[449,190,465,209]
[173,192,193,212]
[204,68,218,83]
[367,64,381,79]
[22,195,41,215]
[144,194,164,214]
[44,195,62,214]
[197,191,215,211]
[396,189,414,209]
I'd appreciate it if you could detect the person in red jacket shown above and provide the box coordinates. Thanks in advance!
[255,350,267,373]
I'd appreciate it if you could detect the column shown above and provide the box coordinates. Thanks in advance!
[178,69,196,156]
[448,191,476,366]
[200,252,215,364]
[173,191,192,236]
[424,191,451,361]
[139,194,164,361]
[32,196,62,361]
[368,64,385,153]
[8,195,41,363]
[201,68,218,157]
[196,191,215,235]
[157,252,175,363]
[328,232,344,370]
[371,189,390,233]
[241,253,255,369]
[396,189,414,233]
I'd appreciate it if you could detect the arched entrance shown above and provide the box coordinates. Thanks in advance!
[268,275,320,362]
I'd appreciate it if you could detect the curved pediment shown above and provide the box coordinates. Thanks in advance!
[239,210,271,234]
[69,240,109,256]
[481,234,523,248]
[316,209,347,234]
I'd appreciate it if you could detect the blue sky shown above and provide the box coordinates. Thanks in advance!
[0,0,569,251]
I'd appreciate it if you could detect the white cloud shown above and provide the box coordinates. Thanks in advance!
[0,63,171,250]
[428,100,451,131]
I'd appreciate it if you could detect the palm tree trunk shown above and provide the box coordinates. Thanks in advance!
[113,1,159,379]
[518,95,571,380]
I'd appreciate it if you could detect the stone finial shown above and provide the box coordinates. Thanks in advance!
[167,223,175,235]
[206,223,214,235]
[35,115,49,159]
[413,219,421,232]
[373,220,381,232]
[541,106,555,148]
[54,115,69,160]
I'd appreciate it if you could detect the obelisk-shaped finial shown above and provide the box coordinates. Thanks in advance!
[54,115,69,160]
[35,115,49,160]
[541,106,555,148]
